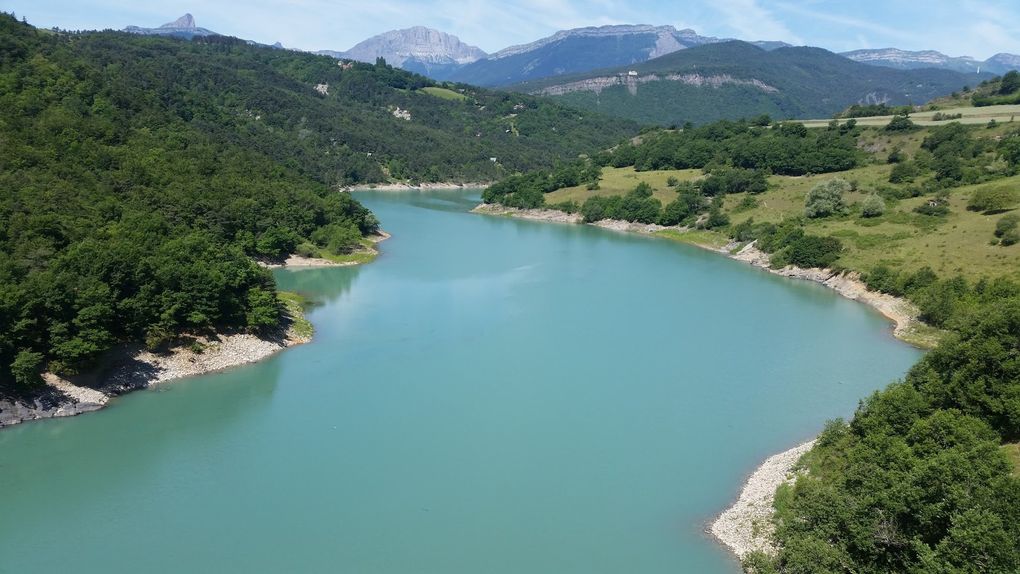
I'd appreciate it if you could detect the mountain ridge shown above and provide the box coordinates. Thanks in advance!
[841,47,1020,74]
[511,41,990,126]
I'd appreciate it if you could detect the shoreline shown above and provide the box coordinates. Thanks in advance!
[472,202,930,564]
[345,182,489,192]
[0,231,391,430]
[709,441,816,560]
[471,203,928,347]
[0,310,311,429]
[259,231,391,269]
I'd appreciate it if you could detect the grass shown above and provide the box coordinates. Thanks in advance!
[723,169,1020,281]
[543,163,1020,283]
[301,238,380,266]
[1004,443,1020,477]
[277,291,314,339]
[545,166,702,205]
[420,86,468,101]
[799,104,1020,128]
[654,228,730,249]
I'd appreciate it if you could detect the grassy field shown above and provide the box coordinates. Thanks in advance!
[545,162,1020,282]
[729,172,1020,280]
[420,86,469,101]
[800,104,1020,128]
[545,166,702,205]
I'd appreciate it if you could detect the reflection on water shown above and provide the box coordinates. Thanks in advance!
[0,189,922,574]
[275,264,361,303]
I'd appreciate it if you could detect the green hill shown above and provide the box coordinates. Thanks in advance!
[514,41,988,126]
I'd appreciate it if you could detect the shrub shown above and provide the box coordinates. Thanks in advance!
[805,178,850,218]
[996,214,1020,245]
[860,194,886,218]
[889,161,919,184]
[786,235,843,268]
[968,186,1018,213]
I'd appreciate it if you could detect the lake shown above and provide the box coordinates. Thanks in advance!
[0,190,921,573]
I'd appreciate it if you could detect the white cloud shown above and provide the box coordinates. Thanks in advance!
[709,0,802,43]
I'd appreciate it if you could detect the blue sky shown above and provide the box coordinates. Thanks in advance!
[5,0,1020,59]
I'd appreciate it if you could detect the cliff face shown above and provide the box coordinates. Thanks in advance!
[338,27,487,67]
[533,72,778,97]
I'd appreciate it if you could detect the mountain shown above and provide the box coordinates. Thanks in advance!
[322,24,788,87]
[843,48,1020,75]
[319,27,486,80]
[514,41,988,126]
[123,13,219,39]
[446,24,750,87]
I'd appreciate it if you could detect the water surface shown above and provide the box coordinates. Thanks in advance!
[0,190,921,573]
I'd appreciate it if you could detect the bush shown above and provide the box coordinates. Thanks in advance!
[996,214,1020,245]
[786,235,843,268]
[860,194,886,218]
[889,161,919,183]
[805,178,850,218]
[968,186,1018,213]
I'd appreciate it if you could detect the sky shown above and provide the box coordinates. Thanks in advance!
[4,0,1020,59]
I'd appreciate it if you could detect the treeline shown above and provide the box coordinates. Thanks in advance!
[838,103,913,118]
[609,118,860,175]
[483,118,860,211]
[0,15,386,387]
[972,71,1020,107]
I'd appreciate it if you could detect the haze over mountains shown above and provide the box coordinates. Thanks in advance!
[842,48,1020,75]
[124,14,1020,87]
[324,23,1017,87]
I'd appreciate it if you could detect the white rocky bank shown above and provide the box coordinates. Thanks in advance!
[710,441,816,559]
[0,331,309,428]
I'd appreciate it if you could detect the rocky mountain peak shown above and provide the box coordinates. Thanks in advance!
[161,14,196,29]
[340,27,487,67]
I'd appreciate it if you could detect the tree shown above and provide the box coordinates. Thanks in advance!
[245,288,279,333]
[10,350,44,386]
[999,70,1020,95]
[805,178,850,218]
[884,114,916,132]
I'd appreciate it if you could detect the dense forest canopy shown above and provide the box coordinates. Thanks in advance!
[0,13,632,388]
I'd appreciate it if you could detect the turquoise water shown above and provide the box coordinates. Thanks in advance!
[0,191,921,573]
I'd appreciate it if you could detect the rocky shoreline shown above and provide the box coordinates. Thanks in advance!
[0,323,311,429]
[472,202,930,565]
[710,441,816,559]
[472,203,924,345]
[346,182,489,192]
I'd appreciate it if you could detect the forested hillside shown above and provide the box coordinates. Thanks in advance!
[0,13,631,390]
[514,42,986,126]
